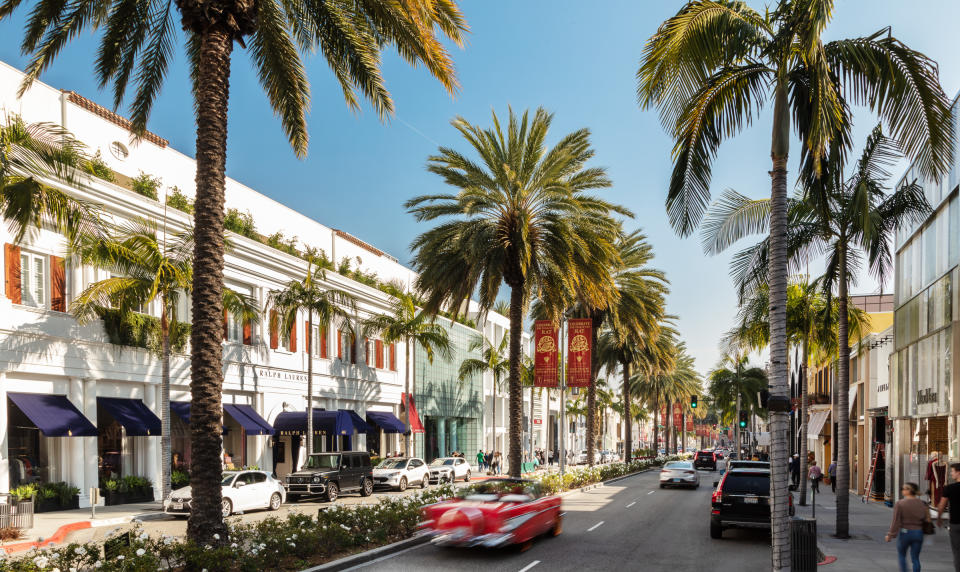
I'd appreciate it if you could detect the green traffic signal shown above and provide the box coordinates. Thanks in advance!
[690,395,698,408]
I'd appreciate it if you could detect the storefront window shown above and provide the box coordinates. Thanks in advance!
[97,404,124,482]
[7,400,48,488]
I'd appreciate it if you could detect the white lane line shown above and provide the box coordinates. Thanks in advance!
[587,521,605,532]
[647,491,655,495]
[518,561,541,572]
[626,501,636,508]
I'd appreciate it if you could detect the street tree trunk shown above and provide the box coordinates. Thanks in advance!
[653,393,660,456]
[306,308,313,459]
[491,373,497,454]
[187,26,232,545]
[160,302,171,501]
[800,339,810,505]
[665,399,672,454]
[586,313,601,466]
[507,285,524,477]
[622,360,631,463]
[836,244,851,538]
[767,83,792,570]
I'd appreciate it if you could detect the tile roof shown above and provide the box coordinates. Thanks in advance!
[64,91,169,148]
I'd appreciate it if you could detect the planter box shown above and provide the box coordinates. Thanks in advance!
[34,495,79,513]
[102,487,154,506]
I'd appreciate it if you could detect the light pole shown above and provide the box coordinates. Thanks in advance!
[559,316,568,475]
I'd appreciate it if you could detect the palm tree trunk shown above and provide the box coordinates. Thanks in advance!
[665,398,672,454]
[653,393,659,455]
[836,244,851,538]
[767,83,792,570]
[507,285,524,477]
[622,363,630,463]
[187,26,232,546]
[800,338,810,505]
[491,374,497,454]
[160,303,171,501]
[586,314,600,466]
[306,308,313,460]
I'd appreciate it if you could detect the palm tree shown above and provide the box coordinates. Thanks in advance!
[458,334,509,453]
[408,107,624,477]
[364,292,451,457]
[4,0,468,544]
[707,354,767,457]
[1,115,104,246]
[70,219,259,501]
[266,253,357,458]
[638,2,952,561]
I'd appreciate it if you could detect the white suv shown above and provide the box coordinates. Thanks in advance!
[428,457,472,483]
[372,457,429,491]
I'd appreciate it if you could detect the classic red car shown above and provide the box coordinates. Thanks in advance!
[419,478,563,550]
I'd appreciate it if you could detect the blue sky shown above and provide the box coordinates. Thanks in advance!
[2,1,958,375]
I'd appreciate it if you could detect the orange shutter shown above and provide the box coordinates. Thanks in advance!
[375,340,384,369]
[389,343,396,371]
[269,310,279,349]
[289,319,297,352]
[50,255,65,311]
[337,330,343,359]
[305,320,312,355]
[320,328,328,358]
[5,244,21,304]
[242,320,252,345]
[350,335,357,364]
[223,309,228,340]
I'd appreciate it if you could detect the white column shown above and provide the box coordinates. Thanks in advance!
[143,384,160,500]
[68,377,89,506]
[83,378,99,507]
[0,372,8,493]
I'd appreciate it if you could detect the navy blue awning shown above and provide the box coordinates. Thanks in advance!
[170,401,191,423]
[274,409,367,436]
[224,404,274,436]
[366,411,405,433]
[341,409,370,433]
[8,393,97,437]
[97,397,161,436]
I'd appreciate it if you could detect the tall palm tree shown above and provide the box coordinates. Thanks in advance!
[458,334,509,453]
[1,115,104,246]
[4,0,468,544]
[266,253,356,459]
[708,354,767,455]
[408,107,624,477]
[70,219,259,501]
[638,2,951,562]
[364,292,451,456]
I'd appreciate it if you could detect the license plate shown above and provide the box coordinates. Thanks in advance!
[744,496,759,504]
[672,478,682,482]
[172,503,183,510]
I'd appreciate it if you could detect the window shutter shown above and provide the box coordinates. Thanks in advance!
[389,343,396,371]
[350,335,357,364]
[320,328,328,358]
[50,255,65,311]
[305,320,312,355]
[376,340,384,369]
[4,243,21,304]
[269,310,279,349]
[223,309,228,340]
[289,319,297,352]
[337,330,343,359]
[242,320,252,345]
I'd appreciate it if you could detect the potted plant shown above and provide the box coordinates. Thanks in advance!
[33,483,80,513]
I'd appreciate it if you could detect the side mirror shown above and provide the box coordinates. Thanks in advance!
[235,481,246,488]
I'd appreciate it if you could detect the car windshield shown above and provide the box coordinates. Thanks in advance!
[221,473,237,487]
[456,480,538,501]
[377,459,408,469]
[665,462,692,469]
[303,454,340,470]
[429,459,455,467]
[723,473,770,495]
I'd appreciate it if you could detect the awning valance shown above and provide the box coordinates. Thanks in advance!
[224,404,274,436]
[170,401,191,423]
[366,411,406,433]
[807,410,830,441]
[402,393,424,434]
[8,393,97,437]
[341,409,370,433]
[273,409,366,436]
[97,397,161,436]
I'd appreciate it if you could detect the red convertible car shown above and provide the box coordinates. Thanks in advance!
[419,478,563,550]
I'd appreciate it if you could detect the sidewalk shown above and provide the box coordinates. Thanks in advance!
[794,487,953,571]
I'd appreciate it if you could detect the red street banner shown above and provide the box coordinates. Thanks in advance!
[686,420,694,432]
[566,318,592,387]
[673,403,682,429]
[534,321,559,387]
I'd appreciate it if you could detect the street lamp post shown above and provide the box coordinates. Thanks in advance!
[559,317,567,475]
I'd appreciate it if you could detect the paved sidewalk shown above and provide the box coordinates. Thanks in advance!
[0,502,165,553]
[794,487,954,571]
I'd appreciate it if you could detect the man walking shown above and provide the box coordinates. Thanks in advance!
[936,463,960,571]
[828,460,837,493]
[476,449,485,473]
[790,454,801,488]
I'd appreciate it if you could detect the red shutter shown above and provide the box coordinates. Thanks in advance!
[50,255,65,311]
[389,344,396,371]
[5,244,21,304]
[223,309,228,340]
[337,330,343,359]
[242,320,252,345]
[320,328,328,358]
[305,320,312,356]
[289,319,297,352]
[375,340,384,369]
[269,310,279,349]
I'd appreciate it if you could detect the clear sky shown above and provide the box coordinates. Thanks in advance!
[1,1,958,375]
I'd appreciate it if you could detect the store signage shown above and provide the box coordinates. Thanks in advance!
[534,321,559,388]
[534,418,542,425]
[566,318,592,387]
[255,367,308,383]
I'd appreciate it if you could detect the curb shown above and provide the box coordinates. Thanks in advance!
[1,511,168,554]
[299,534,431,572]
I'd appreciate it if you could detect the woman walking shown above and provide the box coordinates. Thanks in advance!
[885,482,930,572]
[809,461,822,494]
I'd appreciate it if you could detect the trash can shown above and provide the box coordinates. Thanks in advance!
[791,517,818,571]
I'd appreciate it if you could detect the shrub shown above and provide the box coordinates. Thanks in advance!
[97,308,191,355]
[171,470,190,487]
[266,231,299,257]
[165,186,194,214]
[10,483,37,502]
[130,171,162,200]
[0,526,22,542]
[84,151,116,182]
[224,208,257,239]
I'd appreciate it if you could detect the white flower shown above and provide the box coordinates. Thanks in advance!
[204,544,212,550]
[33,556,50,568]
[74,547,85,556]
[51,568,61,572]
[71,568,78,572]
[230,543,238,549]
[339,524,350,531]
[117,555,125,561]
[139,532,149,540]
[212,533,220,540]
[291,534,297,539]
[251,549,259,556]
[136,548,146,556]
[163,536,174,545]
[202,569,208,572]
[259,543,266,549]
[289,542,296,548]
[93,561,103,569]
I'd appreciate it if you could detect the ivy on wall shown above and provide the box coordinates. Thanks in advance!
[98,308,191,355]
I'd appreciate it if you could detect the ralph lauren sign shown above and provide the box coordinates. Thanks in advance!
[255,367,308,383]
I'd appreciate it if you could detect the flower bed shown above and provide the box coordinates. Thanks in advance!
[0,456,681,571]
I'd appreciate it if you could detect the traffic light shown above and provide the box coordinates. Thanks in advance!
[738,411,748,428]
[690,395,698,408]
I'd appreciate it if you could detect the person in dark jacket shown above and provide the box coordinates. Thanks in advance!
[790,454,800,487]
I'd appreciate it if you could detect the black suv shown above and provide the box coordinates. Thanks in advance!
[694,451,717,471]
[284,451,373,502]
[710,468,793,538]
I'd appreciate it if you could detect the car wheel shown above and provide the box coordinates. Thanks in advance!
[710,520,723,539]
[398,477,408,492]
[659,484,665,489]
[221,498,233,518]
[269,493,282,511]
[325,482,339,502]
[421,476,428,489]
[464,470,471,482]
[360,478,373,497]
[550,514,563,537]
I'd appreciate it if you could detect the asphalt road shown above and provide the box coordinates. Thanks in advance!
[348,469,772,572]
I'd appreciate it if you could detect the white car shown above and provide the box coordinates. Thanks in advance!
[372,457,429,491]
[659,460,700,489]
[164,470,286,518]
[428,457,472,483]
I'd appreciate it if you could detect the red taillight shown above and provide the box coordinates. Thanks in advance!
[712,453,716,461]
[711,509,720,515]
[711,490,722,503]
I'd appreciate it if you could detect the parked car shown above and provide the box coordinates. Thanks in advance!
[694,450,718,471]
[165,470,285,518]
[659,461,700,489]
[284,451,373,502]
[373,457,429,491]
[710,468,794,539]
[428,457,472,484]
[726,460,770,472]
[419,478,562,550]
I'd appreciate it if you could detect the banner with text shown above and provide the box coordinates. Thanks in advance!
[534,321,559,387]
[566,318,592,387]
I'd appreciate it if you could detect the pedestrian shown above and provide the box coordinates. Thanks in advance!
[828,460,837,493]
[935,462,960,571]
[477,449,486,472]
[790,454,800,488]
[809,461,822,493]
[886,482,931,572]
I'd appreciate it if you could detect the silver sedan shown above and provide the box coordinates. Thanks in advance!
[658,460,700,489]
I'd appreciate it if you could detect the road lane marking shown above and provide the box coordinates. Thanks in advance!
[587,521,605,532]
[626,502,636,508]
[518,561,541,572]
[647,491,655,495]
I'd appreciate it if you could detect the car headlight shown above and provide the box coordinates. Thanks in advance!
[312,476,321,483]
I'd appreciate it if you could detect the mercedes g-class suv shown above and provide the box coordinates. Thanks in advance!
[710,468,793,538]
[284,451,373,502]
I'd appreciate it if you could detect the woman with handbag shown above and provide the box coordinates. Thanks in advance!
[886,482,933,572]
